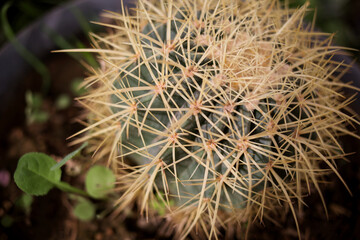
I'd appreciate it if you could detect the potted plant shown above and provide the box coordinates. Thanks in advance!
[2,0,360,239]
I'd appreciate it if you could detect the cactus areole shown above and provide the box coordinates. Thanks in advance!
[73,0,358,238]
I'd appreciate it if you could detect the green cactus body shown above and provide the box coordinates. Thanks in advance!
[110,15,276,209]
[75,0,358,238]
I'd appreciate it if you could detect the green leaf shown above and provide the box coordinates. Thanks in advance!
[73,199,96,221]
[71,78,87,96]
[51,142,88,171]
[85,165,115,199]
[14,152,61,196]
[55,94,71,110]
[26,91,43,109]
[150,193,174,216]
[31,111,49,123]
[25,91,49,124]
[15,193,33,215]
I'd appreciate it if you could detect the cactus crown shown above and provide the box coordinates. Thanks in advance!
[72,0,357,238]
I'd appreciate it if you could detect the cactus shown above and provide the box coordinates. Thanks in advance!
[71,0,358,238]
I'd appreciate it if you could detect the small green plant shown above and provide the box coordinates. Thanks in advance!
[55,94,72,110]
[85,165,116,199]
[150,193,174,216]
[0,193,33,229]
[13,144,115,222]
[71,77,88,96]
[25,91,49,124]
[15,193,33,216]
[72,196,96,221]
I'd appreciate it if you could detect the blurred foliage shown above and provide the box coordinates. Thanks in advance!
[25,91,49,124]
[1,0,359,55]
[285,0,360,59]
[0,0,70,47]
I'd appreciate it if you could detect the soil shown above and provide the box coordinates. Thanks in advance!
[1,53,360,240]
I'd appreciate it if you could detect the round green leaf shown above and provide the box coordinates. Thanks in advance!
[73,199,95,221]
[85,165,115,199]
[55,94,71,110]
[14,152,61,196]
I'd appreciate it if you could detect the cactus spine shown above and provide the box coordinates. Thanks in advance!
[72,0,358,238]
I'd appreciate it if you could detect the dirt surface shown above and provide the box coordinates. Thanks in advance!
[1,53,360,240]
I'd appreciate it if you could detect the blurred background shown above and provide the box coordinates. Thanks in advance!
[0,0,72,47]
[287,0,360,59]
[1,0,359,54]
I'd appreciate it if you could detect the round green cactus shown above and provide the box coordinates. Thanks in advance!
[71,0,358,238]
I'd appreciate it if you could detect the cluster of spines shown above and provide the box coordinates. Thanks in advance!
[67,0,358,239]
